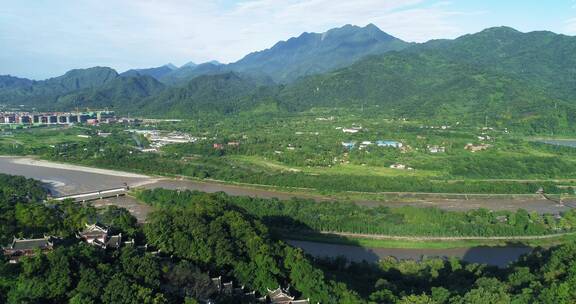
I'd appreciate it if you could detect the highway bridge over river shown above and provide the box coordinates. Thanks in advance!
[49,186,129,203]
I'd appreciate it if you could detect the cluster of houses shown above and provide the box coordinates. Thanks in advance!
[126,129,197,153]
[213,141,240,150]
[420,124,454,130]
[341,140,403,150]
[2,223,128,264]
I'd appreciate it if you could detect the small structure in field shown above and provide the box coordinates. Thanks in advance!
[342,141,356,150]
[464,143,490,152]
[427,145,446,153]
[342,128,360,134]
[390,163,413,170]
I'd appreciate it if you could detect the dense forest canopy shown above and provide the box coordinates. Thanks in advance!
[137,188,576,303]
[0,174,361,303]
[2,175,576,302]
[136,189,576,238]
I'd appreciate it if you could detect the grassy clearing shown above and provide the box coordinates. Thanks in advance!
[0,126,88,148]
[230,155,441,177]
[282,231,576,249]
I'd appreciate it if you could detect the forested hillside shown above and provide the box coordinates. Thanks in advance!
[277,27,576,132]
[136,72,277,116]
[0,174,361,303]
[55,75,166,111]
[0,67,120,108]
[121,64,177,80]
[228,24,410,83]
[137,188,576,304]
[3,173,576,302]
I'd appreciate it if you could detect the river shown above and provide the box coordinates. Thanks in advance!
[287,240,532,267]
[0,156,537,266]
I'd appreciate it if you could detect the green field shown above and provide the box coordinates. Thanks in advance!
[281,231,576,249]
[3,112,576,196]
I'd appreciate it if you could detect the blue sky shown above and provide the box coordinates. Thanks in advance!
[1,0,575,79]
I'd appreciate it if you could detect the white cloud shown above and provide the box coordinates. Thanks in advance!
[0,0,474,78]
[565,17,576,34]
[120,0,469,60]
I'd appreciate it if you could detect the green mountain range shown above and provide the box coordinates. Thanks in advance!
[120,64,177,80]
[55,75,166,111]
[227,23,410,83]
[1,25,576,132]
[123,24,409,85]
[0,67,119,107]
[275,26,576,132]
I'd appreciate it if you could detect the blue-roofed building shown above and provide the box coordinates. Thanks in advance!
[341,141,356,149]
[376,140,403,148]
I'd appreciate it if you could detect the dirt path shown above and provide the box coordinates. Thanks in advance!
[321,231,576,241]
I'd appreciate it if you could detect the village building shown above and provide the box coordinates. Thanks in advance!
[2,236,55,263]
[266,287,310,304]
[210,276,258,303]
[341,141,356,149]
[427,145,446,153]
[390,163,413,170]
[377,140,403,148]
[342,128,360,134]
[77,223,122,249]
[464,143,490,152]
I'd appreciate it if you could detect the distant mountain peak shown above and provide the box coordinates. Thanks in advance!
[181,61,197,68]
[364,23,379,29]
[164,63,178,70]
[480,26,521,35]
[230,23,409,82]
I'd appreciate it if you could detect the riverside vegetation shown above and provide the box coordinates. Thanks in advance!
[3,112,576,196]
[138,189,576,304]
[3,174,576,303]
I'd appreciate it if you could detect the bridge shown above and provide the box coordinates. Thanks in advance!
[50,186,130,203]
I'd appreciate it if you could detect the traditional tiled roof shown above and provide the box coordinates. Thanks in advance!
[211,276,222,291]
[222,281,234,294]
[106,234,122,248]
[80,223,108,237]
[4,236,53,251]
[268,287,295,304]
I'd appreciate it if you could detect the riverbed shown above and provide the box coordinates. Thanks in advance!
[0,156,567,214]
